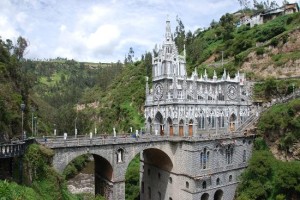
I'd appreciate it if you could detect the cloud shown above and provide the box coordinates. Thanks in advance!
[1,0,296,62]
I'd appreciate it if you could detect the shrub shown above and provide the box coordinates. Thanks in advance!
[256,47,265,56]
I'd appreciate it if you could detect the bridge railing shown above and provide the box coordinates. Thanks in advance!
[36,131,255,148]
[0,142,26,158]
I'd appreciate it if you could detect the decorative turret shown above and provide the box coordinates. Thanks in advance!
[165,16,172,42]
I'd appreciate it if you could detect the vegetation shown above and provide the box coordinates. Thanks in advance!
[236,138,300,200]
[257,99,300,151]
[63,154,91,179]
[253,78,300,101]
[125,154,140,200]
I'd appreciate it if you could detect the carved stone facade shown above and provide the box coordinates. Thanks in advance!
[144,19,252,137]
[141,19,254,200]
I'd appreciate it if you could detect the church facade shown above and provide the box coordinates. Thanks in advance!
[144,20,252,137]
[141,19,254,200]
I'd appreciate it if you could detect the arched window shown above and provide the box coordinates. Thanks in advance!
[243,150,247,162]
[208,111,215,128]
[216,178,220,185]
[198,95,204,100]
[169,177,172,184]
[217,93,224,101]
[158,172,161,180]
[197,111,205,129]
[201,148,209,169]
[202,181,207,189]
[226,145,234,164]
[117,148,124,163]
[229,175,233,182]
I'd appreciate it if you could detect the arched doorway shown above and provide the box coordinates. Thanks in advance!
[214,189,224,200]
[179,119,184,136]
[229,114,237,132]
[167,117,173,136]
[188,119,193,136]
[155,112,164,136]
[201,193,209,200]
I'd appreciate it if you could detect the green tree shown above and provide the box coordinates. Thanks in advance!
[174,16,185,54]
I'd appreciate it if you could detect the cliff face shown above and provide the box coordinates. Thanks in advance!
[240,28,300,79]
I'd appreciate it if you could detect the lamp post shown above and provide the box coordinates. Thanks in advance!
[21,103,25,140]
[74,117,77,138]
[54,124,56,137]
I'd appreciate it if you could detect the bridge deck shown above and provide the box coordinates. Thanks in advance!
[36,132,254,148]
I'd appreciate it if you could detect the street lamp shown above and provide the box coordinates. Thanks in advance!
[54,124,56,137]
[31,107,35,137]
[21,103,25,140]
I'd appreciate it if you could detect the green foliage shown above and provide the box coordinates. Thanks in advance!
[63,154,91,179]
[257,99,300,150]
[253,78,300,101]
[0,180,40,199]
[237,138,300,200]
[125,154,140,200]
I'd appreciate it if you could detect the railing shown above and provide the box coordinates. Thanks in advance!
[36,132,255,149]
[0,142,26,158]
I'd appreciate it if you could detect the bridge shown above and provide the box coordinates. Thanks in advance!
[37,130,255,200]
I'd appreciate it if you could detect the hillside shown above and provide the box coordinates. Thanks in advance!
[185,12,300,80]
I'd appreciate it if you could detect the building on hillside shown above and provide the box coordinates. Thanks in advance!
[238,3,299,27]
[141,19,254,200]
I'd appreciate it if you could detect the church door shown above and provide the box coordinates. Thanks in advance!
[170,125,173,136]
[229,114,237,132]
[179,120,184,136]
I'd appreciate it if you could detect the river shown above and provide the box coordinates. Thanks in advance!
[67,159,95,194]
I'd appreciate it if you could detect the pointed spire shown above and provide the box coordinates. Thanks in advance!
[223,68,226,80]
[213,70,217,81]
[193,68,198,78]
[165,15,172,42]
[200,73,203,81]
[204,69,207,80]
[227,73,230,80]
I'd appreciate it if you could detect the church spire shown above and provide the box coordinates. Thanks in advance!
[165,15,172,42]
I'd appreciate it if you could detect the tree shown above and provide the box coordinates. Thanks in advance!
[174,16,185,54]
[14,36,28,60]
[238,0,251,10]
[126,47,134,63]
[219,13,235,40]
[253,0,279,12]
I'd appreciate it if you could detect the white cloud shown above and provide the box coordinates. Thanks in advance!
[0,0,297,62]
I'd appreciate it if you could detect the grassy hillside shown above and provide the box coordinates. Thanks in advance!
[185,12,300,79]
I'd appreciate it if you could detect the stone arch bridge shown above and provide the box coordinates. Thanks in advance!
[38,132,254,200]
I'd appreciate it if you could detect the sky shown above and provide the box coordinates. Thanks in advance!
[0,0,298,63]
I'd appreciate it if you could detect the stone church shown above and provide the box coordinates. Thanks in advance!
[141,19,254,200]
[144,19,252,137]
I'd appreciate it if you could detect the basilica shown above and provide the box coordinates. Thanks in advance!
[144,19,252,137]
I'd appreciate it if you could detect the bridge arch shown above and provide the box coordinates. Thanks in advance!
[126,146,173,200]
[61,152,114,199]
